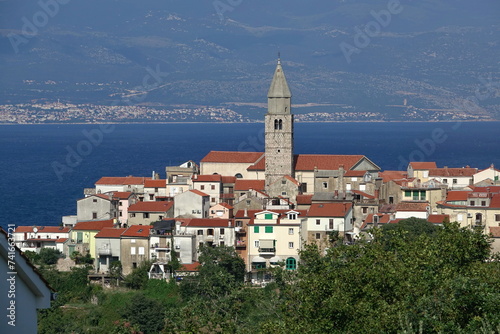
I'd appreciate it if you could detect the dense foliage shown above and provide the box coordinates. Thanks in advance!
[37,222,500,333]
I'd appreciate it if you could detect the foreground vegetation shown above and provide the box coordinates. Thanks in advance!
[38,221,500,333]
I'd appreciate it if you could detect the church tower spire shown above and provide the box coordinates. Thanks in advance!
[265,57,294,194]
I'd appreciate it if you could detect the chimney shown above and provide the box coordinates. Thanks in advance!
[244,208,248,217]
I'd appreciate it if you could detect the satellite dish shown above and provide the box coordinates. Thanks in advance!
[33,227,38,233]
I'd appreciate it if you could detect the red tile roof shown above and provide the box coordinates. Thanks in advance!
[284,175,300,186]
[95,228,126,238]
[193,175,222,182]
[234,179,265,191]
[307,203,352,217]
[378,171,408,182]
[95,176,148,185]
[221,176,237,184]
[189,189,210,197]
[428,167,477,177]
[296,194,313,205]
[201,151,264,163]
[395,202,429,212]
[128,201,174,213]
[489,227,500,238]
[248,154,366,171]
[122,225,152,237]
[14,226,71,233]
[73,219,115,231]
[177,218,232,227]
[470,186,500,193]
[217,202,234,210]
[144,179,166,188]
[344,170,366,177]
[363,213,393,225]
[113,192,135,199]
[409,162,437,170]
[178,262,200,272]
[352,190,375,199]
[446,191,469,202]
[427,214,449,224]
[489,194,500,208]
[56,238,68,243]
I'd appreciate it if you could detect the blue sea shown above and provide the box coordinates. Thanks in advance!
[1,121,500,231]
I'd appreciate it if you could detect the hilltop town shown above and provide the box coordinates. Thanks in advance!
[10,59,500,286]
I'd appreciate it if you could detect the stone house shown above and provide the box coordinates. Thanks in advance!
[174,189,210,218]
[306,202,353,251]
[77,193,117,222]
[120,225,151,275]
[94,227,125,273]
[128,201,174,226]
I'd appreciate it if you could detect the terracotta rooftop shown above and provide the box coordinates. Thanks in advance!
[344,170,366,177]
[395,202,429,212]
[188,189,210,197]
[234,179,265,191]
[73,219,115,231]
[409,162,437,170]
[56,238,68,243]
[217,202,234,210]
[201,151,264,163]
[446,191,469,202]
[122,225,152,237]
[14,226,70,233]
[427,214,449,224]
[193,174,222,182]
[378,171,408,183]
[221,176,237,184]
[177,218,232,227]
[128,201,174,213]
[178,262,200,272]
[113,192,135,199]
[95,176,148,185]
[248,154,368,171]
[428,167,477,177]
[489,194,500,208]
[95,228,126,238]
[296,194,313,205]
[144,179,167,188]
[352,190,375,199]
[308,203,352,217]
[284,175,300,186]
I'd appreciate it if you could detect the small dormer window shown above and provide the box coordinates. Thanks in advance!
[288,213,297,220]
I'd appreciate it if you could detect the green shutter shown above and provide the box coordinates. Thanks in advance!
[420,190,426,200]
[265,226,273,233]
[286,257,296,270]
[405,190,411,197]
[254,226,259,233]
[265,213,273,220]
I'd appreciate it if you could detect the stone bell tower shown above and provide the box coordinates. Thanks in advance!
[265,56,294,193]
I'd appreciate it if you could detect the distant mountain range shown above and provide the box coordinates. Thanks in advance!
[0,0,498,121]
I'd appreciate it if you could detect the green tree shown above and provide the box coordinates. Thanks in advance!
[121,293,165,334]
[124,261,151,290]
[180,245,245,300]
[38,248,62,265]
[23,250,40,264]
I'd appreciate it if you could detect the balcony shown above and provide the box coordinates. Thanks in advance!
[236,240,246,248]
[98,248,112,256]
[235,226,246,234]
[259,247,276,255]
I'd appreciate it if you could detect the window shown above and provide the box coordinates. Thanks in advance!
[92,212,97,219]
[130,213,136,218]
[254,240,259,248]
[362,207,368,214]
[346,183,352,191]
[220,241,225,246]
[132,262,137,269]
[211,185,215,190]
[360,184,366,191]
[282,180,286,185]
[131,247,136,255]
[149,194,154,200]
[481,201,486,207]
[236,220,243,227]
[288,228,294,235]
[315,233,321,240]
[119,211,122,217]
[389,196,394,204]
[207,229,214,236]
[322,182,328,189]
[329,219,334,230]
[131,239,136,243]
[470,200,475,206]
[457,214,463,222]
[443,179,448,184]
[76,232,83,243]
[495,214,500,222]
[264,213,273,220]
[246,200,251,205]
[288,213,297,220]
[351,177,357,181]
[138,247,145,255]
[265,226,273,233]
[119,201,123,206]
[281,192,287,196]
[197,230,204,235]
[405,190,411,197]
[288,242,294,249]
[191,210,196,214]
[201,185,205,190]
[93,199,97,203]
[453,179,458,184]
[143,213,149,219]
[211,198,216,203]
[316,219,320,225]
[254,226,260,233]
[220,228,225,235]
[286,257,296,270]
[420,191,426,200]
